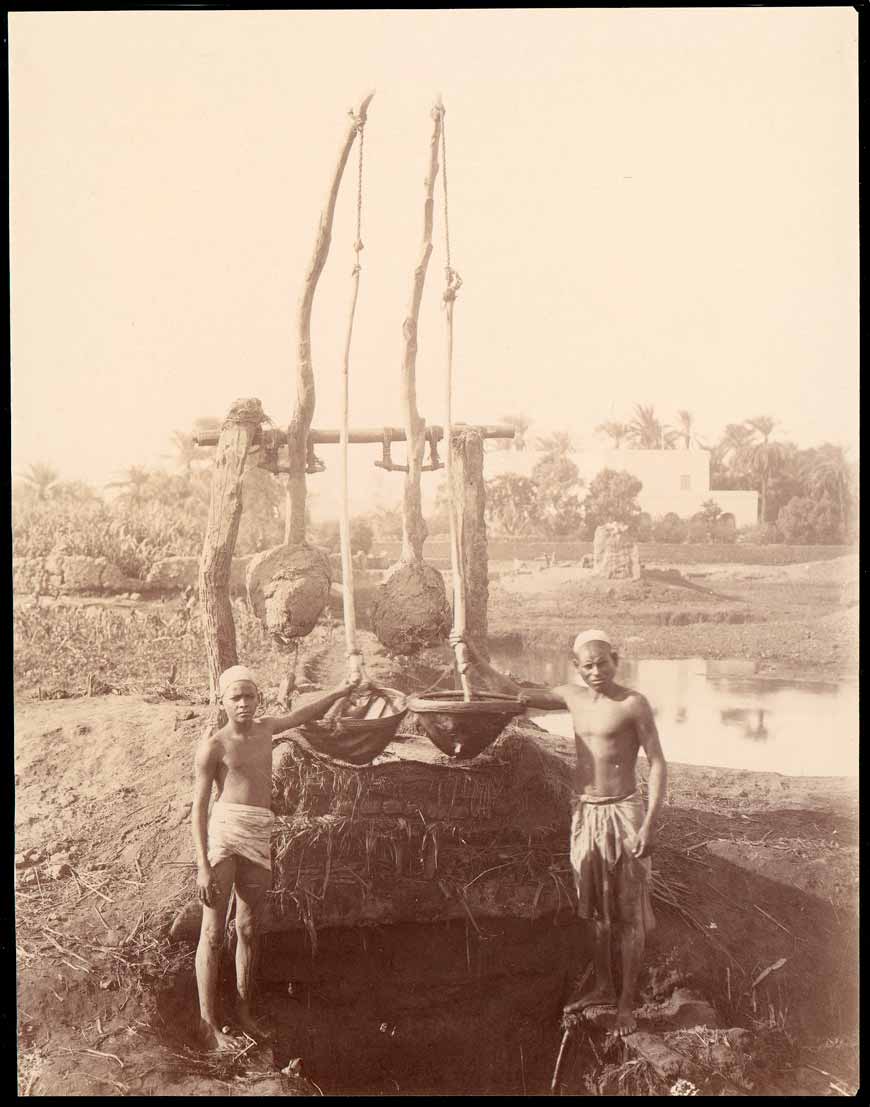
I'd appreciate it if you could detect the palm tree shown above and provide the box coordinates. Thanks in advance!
[745,415,777,444]
[664,410,696,450]
[717,423,756,472]
[106,465,152,507]
[52,479,99,503]
[627,404,664,450]
[742,419,785,523]
[18,462,60,501]
[595,420,631,449]
[164,431,208,475]
[804,444,854,540]
[535,430,575,459]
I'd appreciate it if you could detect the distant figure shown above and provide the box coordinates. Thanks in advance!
[453,629,667,1036]
[192,665,360,1051]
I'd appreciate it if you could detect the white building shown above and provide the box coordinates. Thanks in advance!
[485,447,758,528]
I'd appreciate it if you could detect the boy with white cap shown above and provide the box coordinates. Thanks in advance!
[453,629,667,1036]
[192,664,359,1051]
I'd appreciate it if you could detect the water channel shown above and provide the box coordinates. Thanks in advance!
[487,648,858,778]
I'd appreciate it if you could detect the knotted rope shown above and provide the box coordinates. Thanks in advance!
[439,101,471,700]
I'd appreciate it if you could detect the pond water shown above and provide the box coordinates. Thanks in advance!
[487,648,858,778]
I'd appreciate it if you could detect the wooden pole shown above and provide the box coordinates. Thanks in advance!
[338,297,362,681]
[337,137,365,684]
[287,92,374,547]
[199,398,266,703]
[193,424,517,448]
[437,98,472,699]
[449,428,489,659]
[444,297,471,699]
[399,103,442,563]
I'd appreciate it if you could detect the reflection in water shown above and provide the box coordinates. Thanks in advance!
[720,708,769,742]
[487,648,857,778]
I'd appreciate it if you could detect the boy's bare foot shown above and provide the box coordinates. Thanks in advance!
[200,1020,243,1052]
[235,1005,273,1043]
[564,983,618,1013]
[613,1007,638,1036]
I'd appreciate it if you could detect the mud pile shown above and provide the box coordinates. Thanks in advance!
[370,560,451,654]
[246,545,332,640]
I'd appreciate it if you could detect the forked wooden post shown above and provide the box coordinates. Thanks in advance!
[399,102,443,563]
[199,398,267,703]
[287,92,375,547]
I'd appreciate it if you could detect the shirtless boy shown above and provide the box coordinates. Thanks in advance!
[192,664,360,1051]
[455,629,667,1036]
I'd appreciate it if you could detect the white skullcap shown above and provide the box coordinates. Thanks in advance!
[572,629,614,655]
[218,665,258,696]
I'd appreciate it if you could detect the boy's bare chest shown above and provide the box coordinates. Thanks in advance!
[570,699,637,757]
[220,733,271,775]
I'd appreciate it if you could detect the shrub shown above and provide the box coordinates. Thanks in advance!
[350,518,374,555]
[312,517,375,555]
[699,499,723,523]
[12,499,205,578]
[484,473,542,536]
[651,513,688,544]
[737,522,782,545]
[712,515,738,544]
[583,469,643,534]
[777,494,844,545]
[686,520,711,544]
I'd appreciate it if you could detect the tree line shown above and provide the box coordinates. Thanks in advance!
[483,408,856,545]
[14,406,857,576]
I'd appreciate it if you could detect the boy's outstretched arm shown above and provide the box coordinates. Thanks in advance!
[450,633,568,709]
[633,695,668,859]
[267,680,360,736]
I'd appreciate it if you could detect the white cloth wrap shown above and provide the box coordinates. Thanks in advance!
[572,629,613,654]
[207,801,275,871]
[569,791,654,930]
[218,665,258,696]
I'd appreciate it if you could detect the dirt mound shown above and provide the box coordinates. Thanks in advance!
[371,560,451,653]
[496,566,735,606]
[246,544,332,640]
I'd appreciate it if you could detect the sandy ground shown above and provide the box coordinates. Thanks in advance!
[13,553,860,1095]
[15,688,858,1096]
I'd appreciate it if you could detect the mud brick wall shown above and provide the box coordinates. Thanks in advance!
[12,554,253,597]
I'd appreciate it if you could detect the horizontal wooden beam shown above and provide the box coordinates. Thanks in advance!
[192,423,516,448]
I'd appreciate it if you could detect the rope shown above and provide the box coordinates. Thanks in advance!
[439,102,471,701]
[440,107,462,298]
[337,114,367,685]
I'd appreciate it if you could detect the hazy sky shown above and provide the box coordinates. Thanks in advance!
[10,9,859,507]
